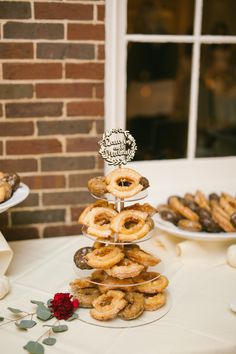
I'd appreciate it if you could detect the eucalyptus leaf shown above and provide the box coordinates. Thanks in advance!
[42,337,56,346]
[16,320,37,329]
[36,304,53,321]
[0,316,4,321]
[23,341,44,354]
[52,324,68,333]
[30,300,45,306]
[47,299,52,307]
[67,313,78,321]
[8,307,23,314]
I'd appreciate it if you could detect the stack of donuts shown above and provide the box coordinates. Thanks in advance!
[70,167,169,322]
[158,190,236,233]
[70,244,168,321]
[0,172,20,204]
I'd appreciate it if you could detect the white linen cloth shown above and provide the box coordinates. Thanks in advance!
[154,230,235,267]
[0,231,13,275]
[0,236,235,354]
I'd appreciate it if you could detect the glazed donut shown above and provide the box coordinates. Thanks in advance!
[135,274,169,294]
[144,292,166,311]
[177,219,202,232]
[105,258,144,279]
[125,245,160,267]
[78,200,112,225]
[105,168,145,199]
[219,196,235,216]
[98,276,134,293]
[111,210,152,242]
[0,182,12,203]
[194,190,211,211]
[85,245,124,269]
[221,192,236,208]
[90,269,108,283]
[119,292,144,320]
[70,278,96,290]
[90,290,127,321]
[169,196,199,222]
[125,203,157,217]
[88,176,107,197]
[72,287,101,308]
[87,207,117,238]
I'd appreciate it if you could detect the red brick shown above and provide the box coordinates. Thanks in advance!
[3,63,62,80]
[0,212,9,227]
[6,139,62,155]
[11,209,65,225]
[41,156,95,172]
[67,137,99,152]
[4,22,64,39]
[0,2,31,19]
[95,83,104,98]
[43,191,93,206]
[3,227,39,241]
[98,44,105,60]
[67,101,104,117]
[0,84,33,99]
[37,43,94,60]
[0,122,34,136]
[16,193,39,207]
[0,105,2,117]
[0,158,38,172]
[69,172,100,188]
[6,102,63,118]
[96,119,104,134]
[68,24,104,40]
[0,142,3,155]
[97,5,105,21]
[44,224,82,237]
[66,63,104,80]
[36,83,93,99]
[97,154,104,169]
[22,175,65,189]
[0,43,33,59]
[35,2,93,20]
[37,120,93,136]
[71,207,85,222]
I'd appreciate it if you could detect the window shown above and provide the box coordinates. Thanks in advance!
[105,0,236,165]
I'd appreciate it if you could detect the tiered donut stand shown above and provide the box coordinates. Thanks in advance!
[71,129,172,328]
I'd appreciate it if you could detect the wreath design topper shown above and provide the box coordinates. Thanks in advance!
[98,128,137,166]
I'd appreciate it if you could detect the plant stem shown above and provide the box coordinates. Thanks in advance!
[0,312,35,327]
[36,320,58,342]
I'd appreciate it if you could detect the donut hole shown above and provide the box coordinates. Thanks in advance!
[94,213,111,226]
[124,218,139,230]
[117,178,133,187]
[100,295,113,307]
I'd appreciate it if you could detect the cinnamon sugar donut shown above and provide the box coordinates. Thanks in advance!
[85,245,124,269]
[119,292,144,320]
[125,245,160,267]
[105,258,144,279]
[144,292,166,311]
[105,168,145,199]
[90,290,127,321]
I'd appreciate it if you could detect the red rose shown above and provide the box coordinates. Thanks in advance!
[50,293,79,320]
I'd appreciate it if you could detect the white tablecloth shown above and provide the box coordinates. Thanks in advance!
[0,234,236,354]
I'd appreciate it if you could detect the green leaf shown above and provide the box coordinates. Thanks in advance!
[47,299,52,307]
[8,307,23,314]
[42,337,56,346]
[16,320,37,330]
[52,324,68,333]
[36,304,53,321]
[30,300,45,306]
[67,312,78,321]
[23,341,44,354]
[0,317,4,321]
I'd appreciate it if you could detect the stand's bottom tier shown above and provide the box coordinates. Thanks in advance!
[77,290,172,328]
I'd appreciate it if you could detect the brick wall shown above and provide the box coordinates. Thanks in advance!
[0,0,105,240]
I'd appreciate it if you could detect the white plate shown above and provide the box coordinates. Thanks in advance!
[0,183,30,213]
[154,214,236,242]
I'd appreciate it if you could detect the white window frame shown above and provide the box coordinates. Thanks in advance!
[105,0,236,190]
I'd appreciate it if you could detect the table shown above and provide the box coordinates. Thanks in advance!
[0,235,236,354]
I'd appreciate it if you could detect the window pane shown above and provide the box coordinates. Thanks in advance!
[202,0,236,35]
[126,42,192,160]
[197,44,236,157]
[127,0,195,35]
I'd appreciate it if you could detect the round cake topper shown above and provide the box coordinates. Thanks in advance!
[98,128,137,166]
